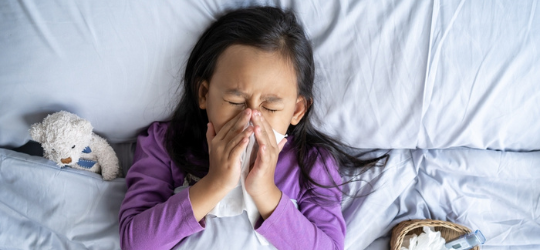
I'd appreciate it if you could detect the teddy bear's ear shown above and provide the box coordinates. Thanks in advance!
[75,119,93,135]
[29,123,44,143]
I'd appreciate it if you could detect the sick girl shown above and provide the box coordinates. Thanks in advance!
[119,6,385,250]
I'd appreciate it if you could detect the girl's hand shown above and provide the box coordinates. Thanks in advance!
[204,108,254,192]
[245,110,287,219]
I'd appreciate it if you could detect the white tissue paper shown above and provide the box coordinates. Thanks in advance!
[400,226,447,250]
[207,122,287,245]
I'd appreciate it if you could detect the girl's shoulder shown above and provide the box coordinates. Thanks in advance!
[134,121,186,186]
[141,121,170,144]
[276,136,342,204]
[146,121,170,136]
[306,144,341,185]
[135,121,171,160]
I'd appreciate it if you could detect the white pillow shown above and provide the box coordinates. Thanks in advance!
[0,0,431,149]
[417,0,540,150]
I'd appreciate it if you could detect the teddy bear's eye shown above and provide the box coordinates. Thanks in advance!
[72,145,76,149]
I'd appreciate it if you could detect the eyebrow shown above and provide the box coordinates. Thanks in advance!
[225,89,248,97]
[264,95,283,103]
[225,88,283,103]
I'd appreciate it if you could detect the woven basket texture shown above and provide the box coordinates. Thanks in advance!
[390,219,480,250]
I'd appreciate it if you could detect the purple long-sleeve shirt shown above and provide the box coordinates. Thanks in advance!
[119,122,346,249]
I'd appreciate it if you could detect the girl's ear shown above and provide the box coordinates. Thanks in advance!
[290,96,310,125]
[198,81,209,110]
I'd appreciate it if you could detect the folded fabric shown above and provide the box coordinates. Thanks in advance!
[207,123,286,245]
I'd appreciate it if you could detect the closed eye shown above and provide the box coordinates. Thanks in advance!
[263,107,278,113]
[227,100,277,113]
[228,101,245,106]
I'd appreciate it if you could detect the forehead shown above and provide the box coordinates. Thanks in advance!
[211,45,298,97]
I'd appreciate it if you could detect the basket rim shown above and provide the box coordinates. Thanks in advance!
[390,219,476,250]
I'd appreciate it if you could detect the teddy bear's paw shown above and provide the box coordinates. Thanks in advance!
[101,167,121,181]
[102,176,115,181]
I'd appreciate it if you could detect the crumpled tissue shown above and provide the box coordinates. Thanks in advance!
[400,226,447,250]
[206,123,286,245]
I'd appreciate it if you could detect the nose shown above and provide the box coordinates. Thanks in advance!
[245,107,260,115]
[61,157,72,164]
[244,108,258,119]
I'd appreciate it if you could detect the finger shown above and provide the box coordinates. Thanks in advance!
[253,124,271,163]
[259,113,278,147]
[215,109,251,141]
[206,122,216,153]
[228,136,250,165]
[224,126,253,156]
[253,141,270,170]
[222,109,252,142]
[251,111,272,149]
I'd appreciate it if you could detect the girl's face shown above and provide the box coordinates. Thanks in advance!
[198,44,307,135]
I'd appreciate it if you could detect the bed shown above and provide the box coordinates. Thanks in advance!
[1,0,539,249]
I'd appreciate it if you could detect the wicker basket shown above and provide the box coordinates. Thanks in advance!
[390,219,480,250]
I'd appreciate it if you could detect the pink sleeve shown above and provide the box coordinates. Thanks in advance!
[118,122,204,250]
[256,151,346,250]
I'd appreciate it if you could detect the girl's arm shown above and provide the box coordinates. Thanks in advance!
[247,111,345,249]
[120,111,253,250]
[253,144,346,250]
[254,153,346,250]
[118,122,208,250]
[256,191,345,250]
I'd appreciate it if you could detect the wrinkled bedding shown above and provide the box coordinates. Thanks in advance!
[343,149,540,250]
[0,149,126,249]
[2,148,539,249]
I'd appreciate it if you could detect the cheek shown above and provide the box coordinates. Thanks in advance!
[207,102,244,134]
[262,110,295,135]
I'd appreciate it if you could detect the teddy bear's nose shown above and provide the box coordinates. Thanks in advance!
[61,157,72,164]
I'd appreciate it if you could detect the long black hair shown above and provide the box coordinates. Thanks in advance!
[165,6,388,202]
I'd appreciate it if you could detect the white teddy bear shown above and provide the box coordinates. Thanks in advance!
[29,111,121,181]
